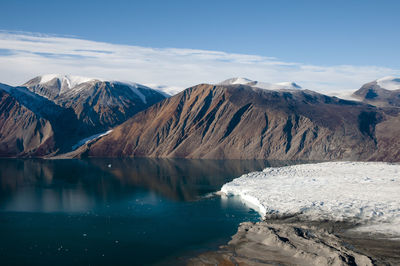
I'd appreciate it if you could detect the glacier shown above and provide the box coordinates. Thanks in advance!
[221,162,400,236]
[72,130,113,150]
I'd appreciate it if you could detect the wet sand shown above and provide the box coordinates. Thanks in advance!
[187,218,400,266]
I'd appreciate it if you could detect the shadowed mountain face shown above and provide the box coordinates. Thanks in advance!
[0,89,56,157]
[84,84,400,161]
[0,75,166,157]
[353,79,400,108]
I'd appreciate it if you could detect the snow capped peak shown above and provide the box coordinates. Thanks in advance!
[39,74,101,89]
[218,77,302,91]
[220,77,255,85]
[275,82,302,89]
[376,76,400,91]
[23,75,165,104]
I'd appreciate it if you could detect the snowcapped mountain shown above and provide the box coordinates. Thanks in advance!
[23,74,166,132]
[24,74,159,102]
[376,76,400,91]
[218,77,302,91]
[37,74,99,93]
[353,76,400,107]
[0,75,167,157]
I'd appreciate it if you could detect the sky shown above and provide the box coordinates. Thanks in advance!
[0,0,399,93]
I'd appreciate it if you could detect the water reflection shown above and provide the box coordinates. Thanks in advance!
[0,158,295,213]
[0,158,302,265]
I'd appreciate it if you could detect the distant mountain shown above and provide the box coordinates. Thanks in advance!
[81,83,400,162]
[0,75,166,157]
[353,76,400,107]
[23,74,166,133]
[219,77,302,90]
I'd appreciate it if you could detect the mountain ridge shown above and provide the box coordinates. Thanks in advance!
[79,83,399,161]
[1,76,400,160]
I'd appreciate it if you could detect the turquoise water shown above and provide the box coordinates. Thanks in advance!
[0,158,279,265]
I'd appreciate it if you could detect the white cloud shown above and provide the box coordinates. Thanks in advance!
[0,31,399,94]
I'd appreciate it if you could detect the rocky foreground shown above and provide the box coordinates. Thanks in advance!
[188,219,400,266]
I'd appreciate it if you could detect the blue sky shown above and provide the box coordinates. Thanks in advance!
[0,0,399,93]
[1,0,399,68]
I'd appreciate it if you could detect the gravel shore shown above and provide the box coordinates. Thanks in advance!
[187,218,400,266]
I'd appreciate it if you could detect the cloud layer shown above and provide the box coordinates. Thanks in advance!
[0,31,399,94]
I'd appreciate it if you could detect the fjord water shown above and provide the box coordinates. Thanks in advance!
[0,158,278,265]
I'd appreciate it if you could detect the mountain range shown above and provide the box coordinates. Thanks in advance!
[1,75,399,161]
[0,75,166,156]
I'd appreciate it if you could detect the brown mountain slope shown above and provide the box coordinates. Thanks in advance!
[0,90,56,157]
[370,110,400,161]
[84,84,398,161]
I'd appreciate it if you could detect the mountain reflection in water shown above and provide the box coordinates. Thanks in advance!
[0,158,294,213]
[0,158,301,265]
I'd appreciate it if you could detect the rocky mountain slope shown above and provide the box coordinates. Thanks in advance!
[0,75,166,157]
[352,76,400,107]
[0,88,56,157]
[82,83,400,161]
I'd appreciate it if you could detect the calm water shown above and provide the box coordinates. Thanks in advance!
[0,158,287,265]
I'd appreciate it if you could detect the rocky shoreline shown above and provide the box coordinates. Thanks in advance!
[187,218,400,266]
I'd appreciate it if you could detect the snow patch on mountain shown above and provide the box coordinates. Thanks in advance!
[40,74,100,89]
[376,76,400,91]
[112,81,149,104]
[143,84,182,96]
[219,77,302,91]
[221,162,400,236]
[325,90,361,102]
[72,130,113,150]
[221,77,254,85]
